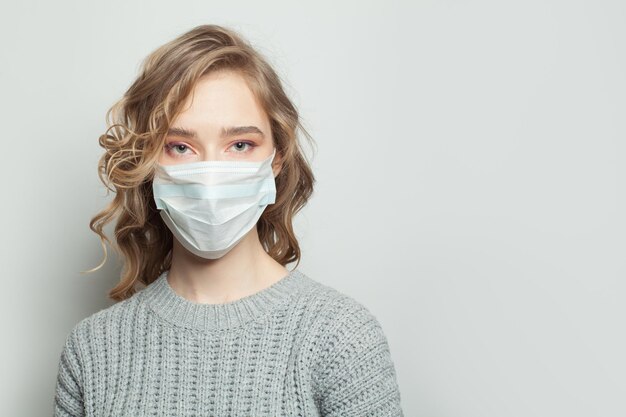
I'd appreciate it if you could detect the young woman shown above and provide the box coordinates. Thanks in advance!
[53,24,404,417]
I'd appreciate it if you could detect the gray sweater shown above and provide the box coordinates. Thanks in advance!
[53,268,404,416]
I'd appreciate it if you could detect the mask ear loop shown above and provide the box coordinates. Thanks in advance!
[268,147,277,161]
[268,147,279,176]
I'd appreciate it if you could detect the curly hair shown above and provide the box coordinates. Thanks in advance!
[83,24,316,302]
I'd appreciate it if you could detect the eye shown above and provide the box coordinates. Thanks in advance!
[164,142,193,158]
[230,141,257,153]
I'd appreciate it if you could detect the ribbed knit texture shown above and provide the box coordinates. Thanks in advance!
[53,268,404,416]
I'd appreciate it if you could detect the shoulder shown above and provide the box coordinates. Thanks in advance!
[61,291,143,352]
[294,271,404,415]
[293,270,394,368]
[294,270,385,334]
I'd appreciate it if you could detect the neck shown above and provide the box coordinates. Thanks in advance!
[166,226,289,304]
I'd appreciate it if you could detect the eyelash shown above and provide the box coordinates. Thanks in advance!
[164,141,257,158]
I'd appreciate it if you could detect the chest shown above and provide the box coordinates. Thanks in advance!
[80,323,321,416]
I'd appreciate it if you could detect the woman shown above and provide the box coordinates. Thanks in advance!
[53,24,404,417]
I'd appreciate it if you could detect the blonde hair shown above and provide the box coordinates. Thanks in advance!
[85,24,316,301]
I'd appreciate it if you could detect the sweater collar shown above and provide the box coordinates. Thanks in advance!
[140,268,309,331]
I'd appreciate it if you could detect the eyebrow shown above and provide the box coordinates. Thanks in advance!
[166,125,265,139]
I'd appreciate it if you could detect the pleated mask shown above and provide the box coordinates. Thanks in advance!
[152,148,277,259]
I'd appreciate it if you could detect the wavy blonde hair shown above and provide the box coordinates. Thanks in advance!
[84,24,316,301]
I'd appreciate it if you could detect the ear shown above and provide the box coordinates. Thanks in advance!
[272,150,283,178]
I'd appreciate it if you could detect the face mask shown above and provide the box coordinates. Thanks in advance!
[152,148,277,259]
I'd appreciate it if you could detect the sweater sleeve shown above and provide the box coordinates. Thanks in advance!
[53,325,85,417]
[314,299,404,417]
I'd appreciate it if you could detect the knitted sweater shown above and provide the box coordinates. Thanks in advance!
[53,268,404,416]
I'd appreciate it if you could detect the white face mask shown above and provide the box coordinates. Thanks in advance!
[152,148,277,259]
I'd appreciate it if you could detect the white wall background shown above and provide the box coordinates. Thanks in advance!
[1,0,624,416]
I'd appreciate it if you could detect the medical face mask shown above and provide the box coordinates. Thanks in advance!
[152,148,277,259]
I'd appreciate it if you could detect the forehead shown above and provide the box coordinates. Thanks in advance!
[173,70,269,130]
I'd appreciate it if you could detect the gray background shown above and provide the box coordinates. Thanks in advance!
[1,0,624,416]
